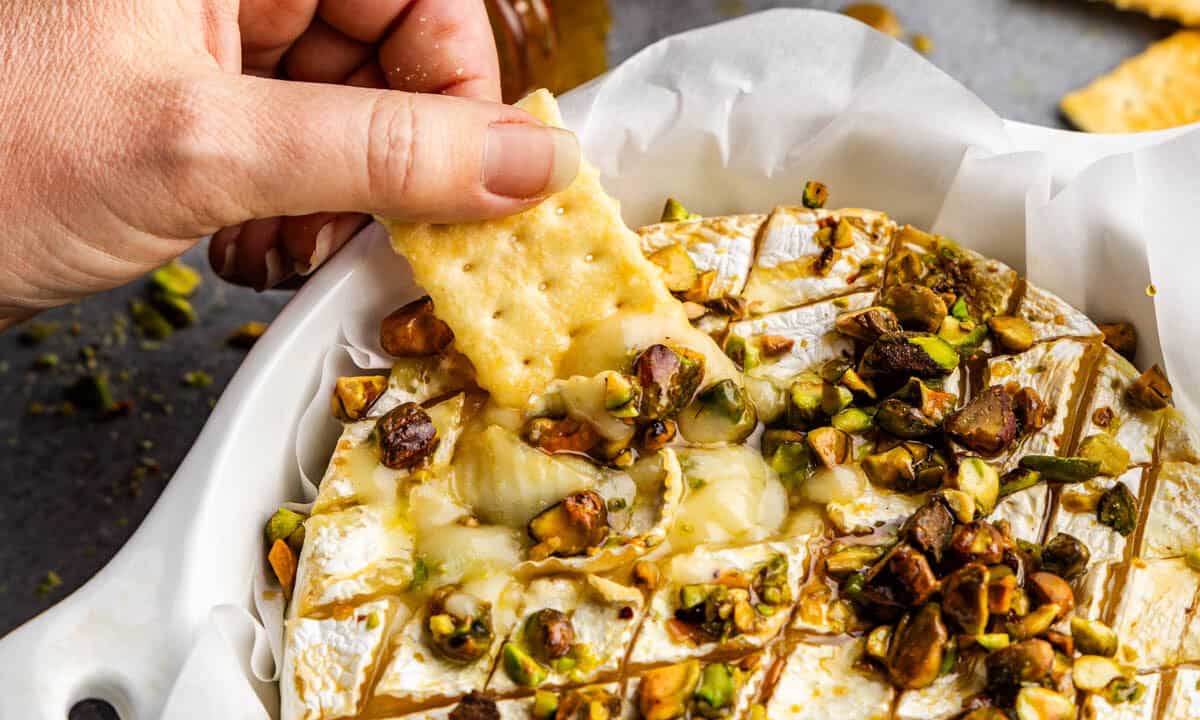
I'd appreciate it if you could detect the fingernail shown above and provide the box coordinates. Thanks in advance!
[262,248,286,290]
[294,221,336,276]
[483,124,579,199]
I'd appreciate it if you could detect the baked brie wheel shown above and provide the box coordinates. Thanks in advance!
[264,92,1200,720]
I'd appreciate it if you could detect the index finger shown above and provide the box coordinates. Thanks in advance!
[374,0,502,101]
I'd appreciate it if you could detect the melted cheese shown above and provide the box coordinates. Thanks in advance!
[826,482,930,538]
[668,446,787,552]
[638,214,763,298]
[1111,558,1200,671]
[894,657,986,720]
[1047,468,1142,565]
[1141,462,1200,560]
[1080,672,1160,720]
[1078,348,1162,465]
[990,484,1049,543]
[764,639,893,720]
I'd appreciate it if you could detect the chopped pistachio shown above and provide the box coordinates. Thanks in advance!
[265,507,307,552]
[883,283,948,333]
[987,315,1035,353]
[33,353,59,370]
[834,306,901,343]
[639,661,701,720]
[1014,687,1075,720]
[806,426,850,467]
[948,458,1000,515]
[1007,603,1059,640]
[35,570,62,598]
[938,316,988,356]
[866,625,893,660]
[694,663,735,714]
[1018,455,1100,483]
[820,384,853,416]
[1041,533,1090,580]
[1071,655,1128,693]
[831,407,873,433]
[1096,482,1137,536]
[801,180,829,209]
[17,321,58,346]
[839,367,876,399]
[976,633,1010,652]
[999,467,1040,498]
[130,299,173,339]
[678,379,757,444]
[1070,617,1118,657]
[986,639,1054,688]
[661,197,701,222]
[1078,434,1130,476]
[531,690,559,720]
[886,603,947,690]
[862,333,958,379]
[1128,364,1172,410]
[331,375,388,422]
[1186,548,1200,572]
[825,545,886,576]
[722,334,760,371]
[182,370,213,388]
[227,321,267,348]
[949,297,969,321]
[150,291,196,328]
[64,374,114,411]
[528,490,609,558]
[648,244,700,293]
[603,372,641,417]
[1098,321,1137,361]
[380,296,455,357]
[150,260,201,297]
[502,643,547,687]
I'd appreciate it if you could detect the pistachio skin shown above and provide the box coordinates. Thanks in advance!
[374,402,439,470]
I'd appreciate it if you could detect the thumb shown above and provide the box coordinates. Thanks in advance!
[198,75,580,224]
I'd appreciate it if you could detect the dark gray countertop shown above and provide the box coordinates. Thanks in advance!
[0,1,1175,718]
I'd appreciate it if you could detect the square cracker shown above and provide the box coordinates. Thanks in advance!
[1061,31,1200,133]
[1107,0,1200,26]
[383,90,683,407]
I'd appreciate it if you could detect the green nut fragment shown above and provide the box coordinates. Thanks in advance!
[1103,678,1146,705]
[936,489,976,523]
[761,429,811,476]
[948,458,1000,516]
[65,374,114,412]
[1128,364,1172,410]
[661,197,701,222]
[820,384,853,416]
[861,445,919,490]
[831,407,873,433]
[1014,687,1075,720]
[266,507,307,552]
[1185,548,1200,572]
[639,660,701,720]
[1071,655,1128,693]
[532,690,559,720]
[886,603,948,690]
[678,379,757,444]
[1041,533,1090,580]
[866,625,893,661]
[1070,617,1118,657]
[227,321,267,348]
[694,663,735,714]
[1096,482,1138,537]
[839,367,877,399]
[603,372,641,417]
[882,283,948,333]
[150,260,202,297]
[862,333,958,378]
[788,374,825,427]
[648,243,700,293]
[976,633,1010,651]
[834,306,902,343]
[1007,603,1060,640]
[908,335,960,371]
[150,291,197,329]
[801,180,829,209]
[1018,455,1101,483]
[634,344,706,420]
[502,642,548,687]
[1078,434,1131,477]
[130,299,173,339]
[987,315,1035,353]
[938,316,988,355]
[999,468,1041,498]
[806,426,850,468]
[950,296,969,320]
[722,334,760,371]
[986,639,1054,689]
[824,545,886,576]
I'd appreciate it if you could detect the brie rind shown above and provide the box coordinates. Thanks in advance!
[764,639,894,720]
[487,575,645,693]
[1047,468,1143,565]
[1080,672,1160,720]
[1077,348,1162,465]
[314,393,467,513]
[1111,558,1200,671]
[894,655,986,720]
[637,214,764,299]
[1160,407,1200,463]
[1141,462,1200,560]
[281,598,401,720]
[628,540,807,665]
[986,338,1090,469]
[1073,561,1118,622]
[742,207,893,313]
[1017,284,1101,343]
[292,505,414,617]
[727,291,875,386]
[1162,667,1200,719]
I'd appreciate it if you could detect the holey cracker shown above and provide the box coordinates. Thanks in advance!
[383,90,735,408]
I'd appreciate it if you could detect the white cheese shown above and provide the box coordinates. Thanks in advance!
[990,484,1048,543]
[1111,558,1200,671]
[281,598,400,720]
[742,207,893,313]
[825,481,930,538]
[1073,561,1118,622]
[1141,462,1200,560]
[628,540,806,666]
[1018,284,1100,343]
[764,639,893,720]
[1162,667,1200,720]
[1077,348,1162,465]
[1080,672,1160,720]
[1160,407,1200,464]
[1046,468,1143,565]
[638,214,763,299]
[668,446,787,552]
[292,505,414,616]
[727,292,875,386]
[894,656,986,720]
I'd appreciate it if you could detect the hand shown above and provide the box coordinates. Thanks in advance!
[0,0,580,327]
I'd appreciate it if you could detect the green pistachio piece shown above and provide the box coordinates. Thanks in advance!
[1078,434,1131,477]
[825,545,886,576]
[835,306,902,343]
[831,407,873,433]
[948,458,1000,516]
[502,643,548,687]
[1128,364,1172,410]
[661,198,701,222]
[838,367,877,399]
[987,315,1035,353]
[801,180,829,209]
[65,374,114,412]
[603,372,641,417]
[866,625,893,661]
[1041,533,1090,580]
[806,426,850,467]
[648,244,700,293]
[130,299,173,339]
[694,663,735,713]
[950,297,969,320]
[1014,687,1075,720]
[1071,655,1128,693]
[1070,617,1118,657]
[266,508,307,552]
[150,260,202,297]
[862,333,959,378]
[150,291,197,328]
[1006,603,1060,640]
[788,374,826,428]
[678,379,758,444]
[820,384,854,416]
[532,690,559,720]
[976,633,1010,652]
[861,445,919,490]
[883,283,948,333]
[999,467,1041,498]
[1018,455,1101,483]
[938,316,989,355]
[1096,482,1138,537]
[722,334,760,371]
[875,398,940,439]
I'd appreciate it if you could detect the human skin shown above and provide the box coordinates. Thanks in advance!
[0,0,579,329]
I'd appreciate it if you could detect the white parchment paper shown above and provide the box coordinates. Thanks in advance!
[162,9,1200,717]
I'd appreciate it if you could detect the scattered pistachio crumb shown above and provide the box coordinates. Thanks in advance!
[1146,284,1157,297]
[33,353,59,370]
[912,34,933,54]
[182,370,213,388]
[17,321,58,346]
[227,321,268,349]
[35,570,62,598]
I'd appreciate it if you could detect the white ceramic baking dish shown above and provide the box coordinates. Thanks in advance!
[0,13,1194,720]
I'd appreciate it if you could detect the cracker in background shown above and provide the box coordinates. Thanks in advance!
[382,90,684,408]
[1061,31,1200,133]
[1106,0,1200,27]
